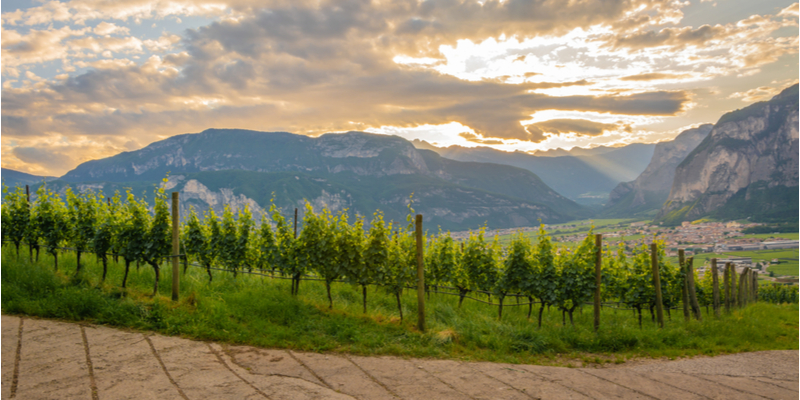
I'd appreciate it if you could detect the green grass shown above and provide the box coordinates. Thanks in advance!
[666,249,799,277]
[2,245,797,366]
[746,233,799,240]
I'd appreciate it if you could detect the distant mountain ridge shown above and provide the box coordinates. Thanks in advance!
[602,124,713,217]
[1,168,57,189]
[55,129,589,230]
[410,142,656,204]
[656,84,799,224]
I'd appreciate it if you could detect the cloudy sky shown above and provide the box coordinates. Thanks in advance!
[1,0,798,176]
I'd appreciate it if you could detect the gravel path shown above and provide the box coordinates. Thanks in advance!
[2,315,797,399]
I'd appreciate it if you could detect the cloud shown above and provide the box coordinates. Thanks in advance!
[527,119,624,136]
[0,0,795,175]
[620,72,691,81]
[94,22,130,36]
[11,146,75,173]
[728,86,784,103]
[458,132,504,145]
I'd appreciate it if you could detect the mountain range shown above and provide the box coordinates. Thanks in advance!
[3,84,797,229]
[602,124,713,218]
[411,141,655,205]
[18,130,590,230]
[656,84,798,224]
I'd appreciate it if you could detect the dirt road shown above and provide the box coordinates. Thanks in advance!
[2,315,797,399]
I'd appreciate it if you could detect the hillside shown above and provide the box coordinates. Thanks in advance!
[602,125,713,217]
[656,84,799,225]
[55,130,589,230]
[1,168,57,189]
[412,142,655,205]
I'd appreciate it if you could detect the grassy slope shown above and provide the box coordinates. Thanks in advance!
[2,244,796,366]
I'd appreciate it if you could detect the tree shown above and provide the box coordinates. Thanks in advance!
[66,187,98,274]
[217,205,239,277]
[184,207,214,281]
[140,184,170,296]
[495,232,533,320]
[379,228,416,321]
[270,202,300,295]
[297,204,340,308]
[119,191,148,288]
[359,212,390,312]
[256,214,278,275]
[555,233,596,326]
[337,212,367,312]
[530,225,559,328]
[236,206,255,273]
[31,186,69,270]
[462,227,500,301]
[92,194,115,282]
[5,186,30,258]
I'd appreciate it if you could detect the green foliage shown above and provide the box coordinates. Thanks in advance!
[31,186,69,261]
[65,187,97,255]
[5,185,31,254]
[554,232,596,322]
[461,228,500,294]
[759,285,799,304]
[496,232,533,298]
[217,206,239,275]
[531,225,559,309]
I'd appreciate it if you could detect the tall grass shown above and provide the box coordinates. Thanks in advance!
[2,245,797,365]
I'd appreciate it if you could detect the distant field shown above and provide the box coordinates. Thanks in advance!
[495,218,651,245]
[665,249,799,277]
[745,233,799,240]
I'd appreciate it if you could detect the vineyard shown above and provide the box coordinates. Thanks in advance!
[2,183,798,361]
[4,183,797,317]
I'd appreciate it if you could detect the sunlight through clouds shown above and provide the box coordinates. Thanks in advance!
[1,0,798,174]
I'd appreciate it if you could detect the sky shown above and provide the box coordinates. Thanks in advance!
[1,0,798,176]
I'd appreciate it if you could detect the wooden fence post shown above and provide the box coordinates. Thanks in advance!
[25,184,30,203]
[415,214,425,333]
[753,271,759,302]
[679,250,690,322]
[650,243,664,328]
[686,257,702,321]
[724,262,731,313]
[594,234,602,332]
[711,258,720,318]
[731,264,738,306]
[171,192,180,302]
[738,267,748,308]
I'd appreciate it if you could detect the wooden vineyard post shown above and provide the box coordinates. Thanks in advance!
[686,257,702,321]
[738,267,748,308]
[711,258,720,318]
[731,264,738,307]
[415,214,425,333]
[171,192,180,302]
[650,243,664,328]
[293,208,298,239]
[679,250,690,322]
[753,271,759,302]
[593,234,602,332]
[724,262,731,313]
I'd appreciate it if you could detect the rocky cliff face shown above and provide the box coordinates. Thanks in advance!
[656,84,799,224]
[603,124,712,216]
